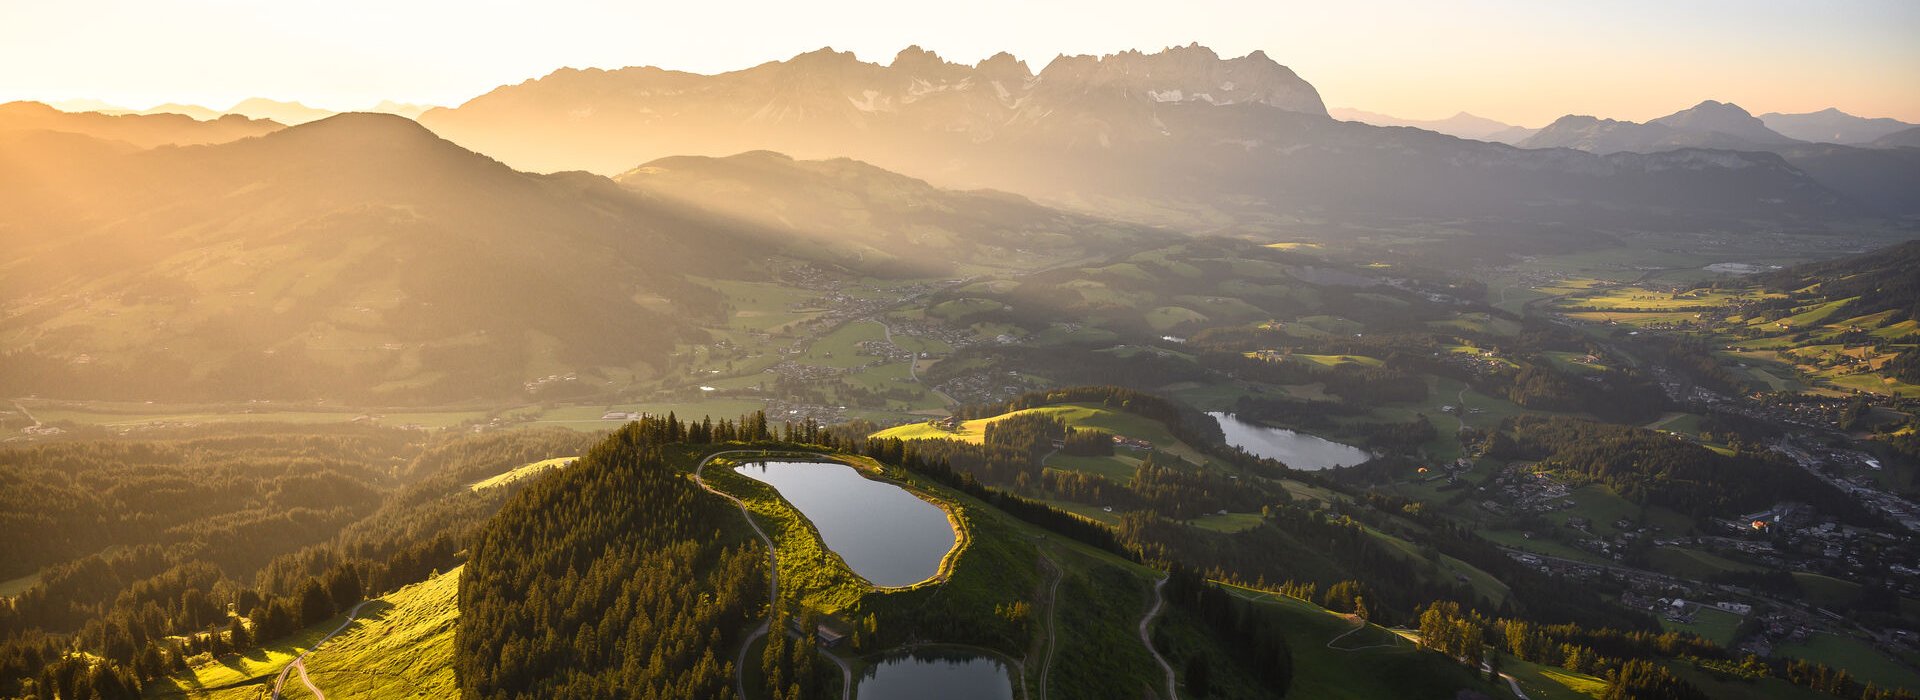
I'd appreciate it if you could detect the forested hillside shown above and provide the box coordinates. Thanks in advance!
[455,422,766,699]
[1486,416,1871,521]
[0,426,595,699]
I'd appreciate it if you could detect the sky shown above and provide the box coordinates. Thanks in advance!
[2,0,1916,126]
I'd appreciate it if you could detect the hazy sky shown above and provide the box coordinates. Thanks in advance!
[3,0,1916,126]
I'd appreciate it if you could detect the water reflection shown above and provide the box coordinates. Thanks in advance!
[1209,412,1373,470]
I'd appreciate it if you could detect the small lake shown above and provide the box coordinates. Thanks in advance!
[856,650,1016,700]
[733,461,956,587]
[1209,412,1373,470]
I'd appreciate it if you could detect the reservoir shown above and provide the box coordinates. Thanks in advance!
[1209,412,1373,470]
[856,650,1017,700]
[733,460,957,587]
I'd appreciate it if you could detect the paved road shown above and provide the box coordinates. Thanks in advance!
[875,320,958,406]
[1138,576,1177,700]
[270,599,371,700]
[693,450,853,700]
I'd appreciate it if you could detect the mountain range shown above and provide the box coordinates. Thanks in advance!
[421,45,1878,230]
[1328,107,1536,143]
[1873,126,1920,149]
[48,97,438,123]
[1,100,282,147]
[1759,108,1918,145]
[0,112,1147,403]
[1520,100,1920,215]
[1520,100,1801,153]
[616,150,1150,274]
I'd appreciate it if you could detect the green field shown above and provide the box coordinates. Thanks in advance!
[467,456,576,491]
[1776,633,1920,692]
[927,297,1007,320]
[287,568,462,699]
[1659,606,1745,648]
[1044,454,1143,484]
[151,616,351,697]
[1503,655,1609,700]
[690,275,823,334]
[1267,353,1384,369]
[0,573,37,599]
[799,321,888,369]
[152,569,463,699]
[1187,511,1265,533]
[1215,584,1512,700]
[1360,526,1512,607]
[1540,273,1919,398]
[872,402,1223,471]
[1792,572,1863,607]
[1667,661,1833,700]
[1645,548,1763,581]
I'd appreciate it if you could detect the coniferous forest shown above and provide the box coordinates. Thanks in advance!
[456,422,766,699]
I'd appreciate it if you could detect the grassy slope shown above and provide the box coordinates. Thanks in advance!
[1549,282,1919,398]
[1502,656,1608,700]
[700,460,873,612]
[699,450,1164,695]
[466,456,575,491]
[149,569,461,699]
[1657,607,1745,648]
[1775,633,1920,692]
[871,402,1222,473]
[287,567,461,699]
[148,622,339,698]
[1215,584,1513,699]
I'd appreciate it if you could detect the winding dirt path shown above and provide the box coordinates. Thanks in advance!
[11,401,37,427]
[1035,548,1063,700]
[270,599,371,700]
[293,659,321,700]
[1139,576,1177,700]
[693,450,853,700]
[1481,660,1530,699]
[1452,387,1469,433]
[1324,616,1407,652]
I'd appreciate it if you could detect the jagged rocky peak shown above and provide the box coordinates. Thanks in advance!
[890,45,947,71]
[890,45,973,83]
[788,46,861,65]
[1036,43,1326,115]
[974,52,1033,84]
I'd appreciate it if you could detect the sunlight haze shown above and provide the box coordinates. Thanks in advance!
[2,0,1916,125]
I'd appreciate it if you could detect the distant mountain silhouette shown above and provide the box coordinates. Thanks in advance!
[0,100,281,147]
[47,98,131,114]
[1517,101,1920,215]
[618,150,1155,275]
[367,100,436,119]
[1760,108,1917,145]
[227,97,336,125]
[1870,126,1920,149]
[422,47,1859,230]
[0,113,1144,402]
[138,102,227,121]
[0,114,757,401]
[1521,101,1800,153]
[1329,108,1536,143]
